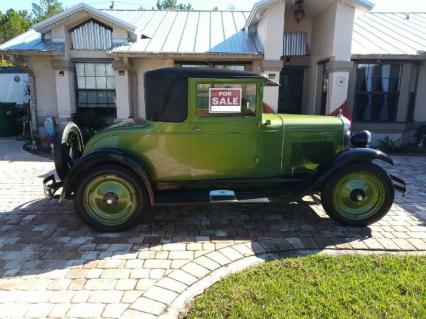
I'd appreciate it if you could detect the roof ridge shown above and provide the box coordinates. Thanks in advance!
[369,12,426,14]
[101,9,251,12]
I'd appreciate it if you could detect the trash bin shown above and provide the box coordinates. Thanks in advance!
[0,103,17,137]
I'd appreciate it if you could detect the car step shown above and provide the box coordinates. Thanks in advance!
[209,190,237,203]
[154,189,272,206]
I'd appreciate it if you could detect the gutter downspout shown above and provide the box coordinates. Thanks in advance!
[27,69,38,135]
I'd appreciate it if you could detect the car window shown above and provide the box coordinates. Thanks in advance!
[195,83,257,118]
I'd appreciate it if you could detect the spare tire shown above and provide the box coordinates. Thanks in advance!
[53,122,84,180]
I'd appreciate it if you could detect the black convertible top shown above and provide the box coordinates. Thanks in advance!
[144,67,267,122]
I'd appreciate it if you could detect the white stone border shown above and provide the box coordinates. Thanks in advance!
[121,241,426,319]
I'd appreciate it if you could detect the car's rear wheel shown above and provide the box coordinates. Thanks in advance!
[321,162,394,226]
[73,165,147,232]
[54,122,84,180]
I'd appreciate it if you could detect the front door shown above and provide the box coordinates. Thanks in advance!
[278,67,304,114]
[189,79,260,180]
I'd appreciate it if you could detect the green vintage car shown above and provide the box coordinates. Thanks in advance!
[44,68,406,232]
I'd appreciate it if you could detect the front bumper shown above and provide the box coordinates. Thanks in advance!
[43,174,63,199]
[390,174,407,197]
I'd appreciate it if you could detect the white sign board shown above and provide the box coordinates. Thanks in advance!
[208,88,242,113]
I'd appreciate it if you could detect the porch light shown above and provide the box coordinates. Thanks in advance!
[294,0,305,24]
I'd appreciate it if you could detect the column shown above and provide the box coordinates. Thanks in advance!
[325,60,353,114]
[262,60,283,113]
[113,59,132,120]
[51,59,75,127]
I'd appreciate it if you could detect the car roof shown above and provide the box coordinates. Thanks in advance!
[143,67,274,123]
[144,67,265,80]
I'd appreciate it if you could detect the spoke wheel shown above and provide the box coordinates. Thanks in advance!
[322,162,394,226]
[74,165,147,232]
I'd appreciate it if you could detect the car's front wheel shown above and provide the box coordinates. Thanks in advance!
[321,162,394,226]
[74,165,147,232]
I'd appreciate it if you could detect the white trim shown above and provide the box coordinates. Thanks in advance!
[31,3,137,34]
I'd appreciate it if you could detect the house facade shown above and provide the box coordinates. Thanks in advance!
[350,12,426,144]
[3,0,423,144]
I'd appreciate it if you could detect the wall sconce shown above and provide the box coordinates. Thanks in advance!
[59,70,64,77]
[294,0,305,24]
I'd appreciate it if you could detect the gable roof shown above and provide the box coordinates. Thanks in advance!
[0,4,260,57]
[32,3,137,35]
[106,10,261,55]
[352,12,426,56]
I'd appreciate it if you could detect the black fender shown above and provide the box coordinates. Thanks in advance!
[59,148,154,205]
[296,148,394,196]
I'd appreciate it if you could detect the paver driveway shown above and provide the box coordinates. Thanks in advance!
[0,138,425,318]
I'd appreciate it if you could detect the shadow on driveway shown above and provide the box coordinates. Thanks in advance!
[0,198,374,279]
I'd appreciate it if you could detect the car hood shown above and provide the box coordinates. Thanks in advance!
[276,114,344,128]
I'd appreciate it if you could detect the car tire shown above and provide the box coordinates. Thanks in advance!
[54,122,84,180]
[73,165,148,232]
[321,162,394,226]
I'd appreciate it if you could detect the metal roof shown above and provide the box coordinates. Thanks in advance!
[104,10,261,55]
[32,3,137,35]
[0,29,64,55]
[352,12,426,56]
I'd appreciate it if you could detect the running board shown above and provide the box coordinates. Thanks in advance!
[154,189,274,206]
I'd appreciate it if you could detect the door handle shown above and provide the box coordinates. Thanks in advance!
[262,120,271,127]
[192,126,201,132]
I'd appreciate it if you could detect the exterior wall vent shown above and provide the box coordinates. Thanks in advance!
[283,32,308,56]
[70,19,113,50]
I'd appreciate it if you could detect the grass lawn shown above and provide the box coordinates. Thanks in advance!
[183,255,426,319]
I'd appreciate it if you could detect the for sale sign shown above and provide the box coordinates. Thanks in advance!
[209,88,242,113]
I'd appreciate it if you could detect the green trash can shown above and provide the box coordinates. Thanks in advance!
[0,103,17,137]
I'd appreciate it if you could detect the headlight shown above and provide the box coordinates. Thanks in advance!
[351,130,372,148]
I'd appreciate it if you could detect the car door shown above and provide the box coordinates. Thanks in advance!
[188,78,260,180]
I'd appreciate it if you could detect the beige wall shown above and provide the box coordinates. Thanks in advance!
[28,56,58,119]
[311,2,336,62]
[257,1,285,61]
[333,2,355,61]
[304,1,356,115]
[256,1,286,112]
[415,63,426,121]
[132,58,174,119]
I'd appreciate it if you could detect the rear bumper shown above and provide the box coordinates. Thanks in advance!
[390,174,407,197]
[43,174,63,199]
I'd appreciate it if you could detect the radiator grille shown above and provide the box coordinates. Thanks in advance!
[283,136,338,174]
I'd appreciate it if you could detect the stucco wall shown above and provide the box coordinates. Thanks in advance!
[28,56,58,118]
[333,2,355,61]
[132,58,174,119]
[257,1,285,61]
[414,63,426,121]
[311,2,336,62]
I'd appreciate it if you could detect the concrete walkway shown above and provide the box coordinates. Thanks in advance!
[0,138,425,318]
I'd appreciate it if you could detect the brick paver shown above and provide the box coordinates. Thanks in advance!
[0,139,425,318]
